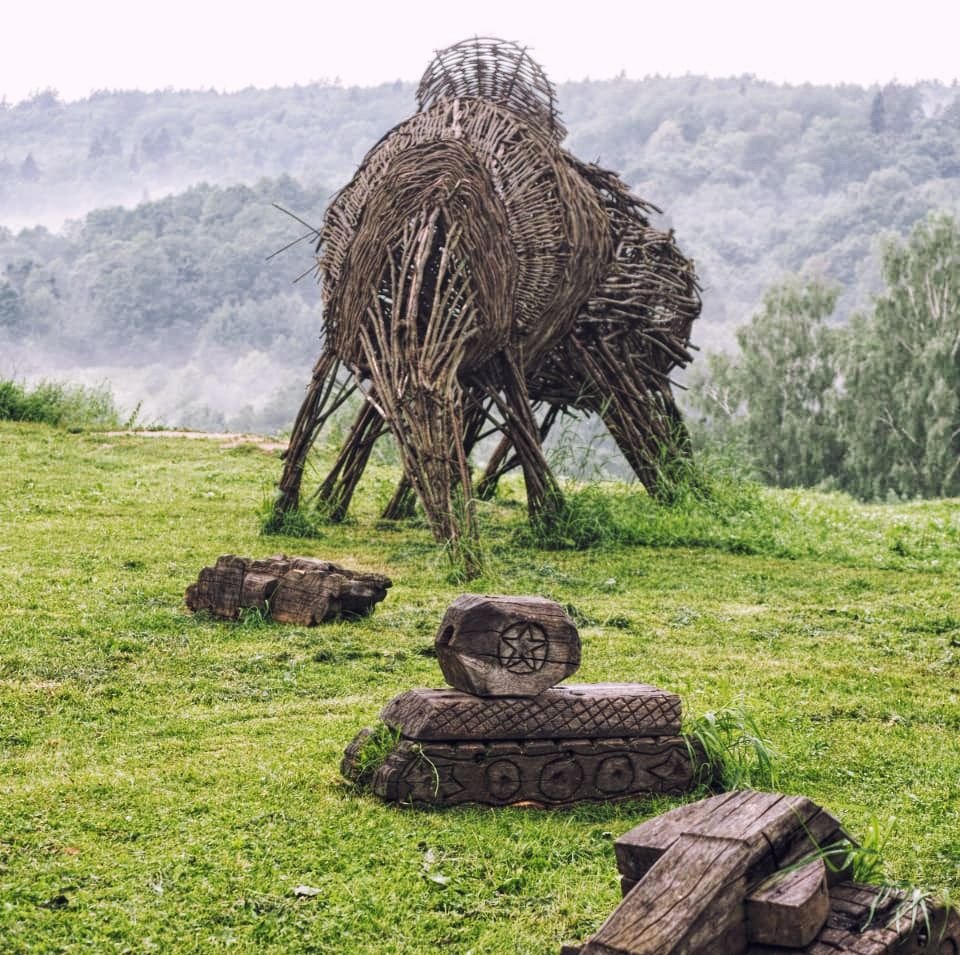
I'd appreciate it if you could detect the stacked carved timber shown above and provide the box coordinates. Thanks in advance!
[341,595,695,806]
[563,790,960,955]
[185,555,391,624]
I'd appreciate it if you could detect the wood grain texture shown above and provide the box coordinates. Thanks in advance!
[435,594,580,696]
[350,734,694,807]
[571,793,960,955]
[185,554,391,624]
[746,859,829,947]
[380,684,681,741]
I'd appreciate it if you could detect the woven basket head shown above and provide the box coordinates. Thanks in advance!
[417,36,564,140]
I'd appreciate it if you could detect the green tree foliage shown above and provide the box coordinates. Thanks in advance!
[689,215,960,501]
[687,281,843,488]
[838,215,960,499]
[0,175,329,363]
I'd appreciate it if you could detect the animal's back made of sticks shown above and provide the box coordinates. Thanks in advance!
[274,38,701,575]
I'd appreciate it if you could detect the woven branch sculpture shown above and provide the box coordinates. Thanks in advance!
[274,38,701,574]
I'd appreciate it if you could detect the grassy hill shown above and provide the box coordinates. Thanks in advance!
[1,423,958,952]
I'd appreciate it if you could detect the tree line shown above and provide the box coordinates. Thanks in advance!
[685,214,960,501]
[4,76,960,352]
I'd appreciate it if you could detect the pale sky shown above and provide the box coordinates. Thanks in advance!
[5,0,959,105]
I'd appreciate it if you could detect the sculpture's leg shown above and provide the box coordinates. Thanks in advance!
[390,384,482,576]
[484,357,563,530]
[476,404,561,500]
[382,394,489,521]
[571,336,692,498]
[475,432,513,501]
[381,477,416,521]
[274,348,350,520]
[312,400,388,521]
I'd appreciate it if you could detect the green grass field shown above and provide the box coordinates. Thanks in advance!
[1,422,958,953]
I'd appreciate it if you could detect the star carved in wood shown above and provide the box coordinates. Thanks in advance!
[497,622,549,673]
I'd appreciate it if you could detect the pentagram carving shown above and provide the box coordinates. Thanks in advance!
[498,622,549,674]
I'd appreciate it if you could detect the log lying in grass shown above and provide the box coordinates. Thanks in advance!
[563,790,960,954]
[347,735,694,807]
[185,555,391,624]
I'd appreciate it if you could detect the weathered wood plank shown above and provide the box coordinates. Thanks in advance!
[582,833,751,955]
[380,683,681,741]
[573,793,960,955]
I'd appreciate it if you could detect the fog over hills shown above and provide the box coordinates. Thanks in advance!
[2,76,959,429]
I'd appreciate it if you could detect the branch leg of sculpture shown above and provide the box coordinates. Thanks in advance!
[380,477,417,521]
[392,387,482,577]
[570,337,692,499]
[274,348,349,520]
[484,357,564,531]
[476,403,561,501]
[382,394,489,521]
[311,400,388,521]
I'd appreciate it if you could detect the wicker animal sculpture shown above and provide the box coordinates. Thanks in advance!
[273,38,701,574]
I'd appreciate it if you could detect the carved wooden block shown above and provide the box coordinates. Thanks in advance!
[435,594,580,696]
[380,684,681,741]
[745,859,829,948]
[185,554,391,624]
[565,791,960,955]
[342,733,694,807]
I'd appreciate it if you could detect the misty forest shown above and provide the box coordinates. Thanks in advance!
[2,75,960,500]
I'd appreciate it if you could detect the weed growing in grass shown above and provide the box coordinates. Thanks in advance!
[787,815,959,939]
[683,705,779,790]
[259,498,322,538]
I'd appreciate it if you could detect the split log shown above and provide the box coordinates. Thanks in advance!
[745,858,829,948]
[185,554,391,624]
[435,594,580,697]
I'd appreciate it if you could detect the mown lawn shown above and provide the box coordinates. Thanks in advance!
[1,422,958,953]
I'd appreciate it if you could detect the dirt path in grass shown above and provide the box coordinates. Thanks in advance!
[100,430,287,452]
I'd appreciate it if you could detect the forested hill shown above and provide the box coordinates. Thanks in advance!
[2,75,960,425]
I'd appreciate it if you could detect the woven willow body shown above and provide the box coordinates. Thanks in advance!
[275,38,701,573]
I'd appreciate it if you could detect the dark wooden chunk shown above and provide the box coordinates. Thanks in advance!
[583,833,751,955]
[570,792,960,954]
[184,554,246,619]
[380,683,681,741]
[614,791,844,888]
[355,734,694,807]
[184,554,391,624]
[435,594,580,696]
[240,571,279,611]
[746,859,829,947]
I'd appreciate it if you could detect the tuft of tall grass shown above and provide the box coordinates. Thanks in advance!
[0,377,124,430]
[683,705,779,791]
